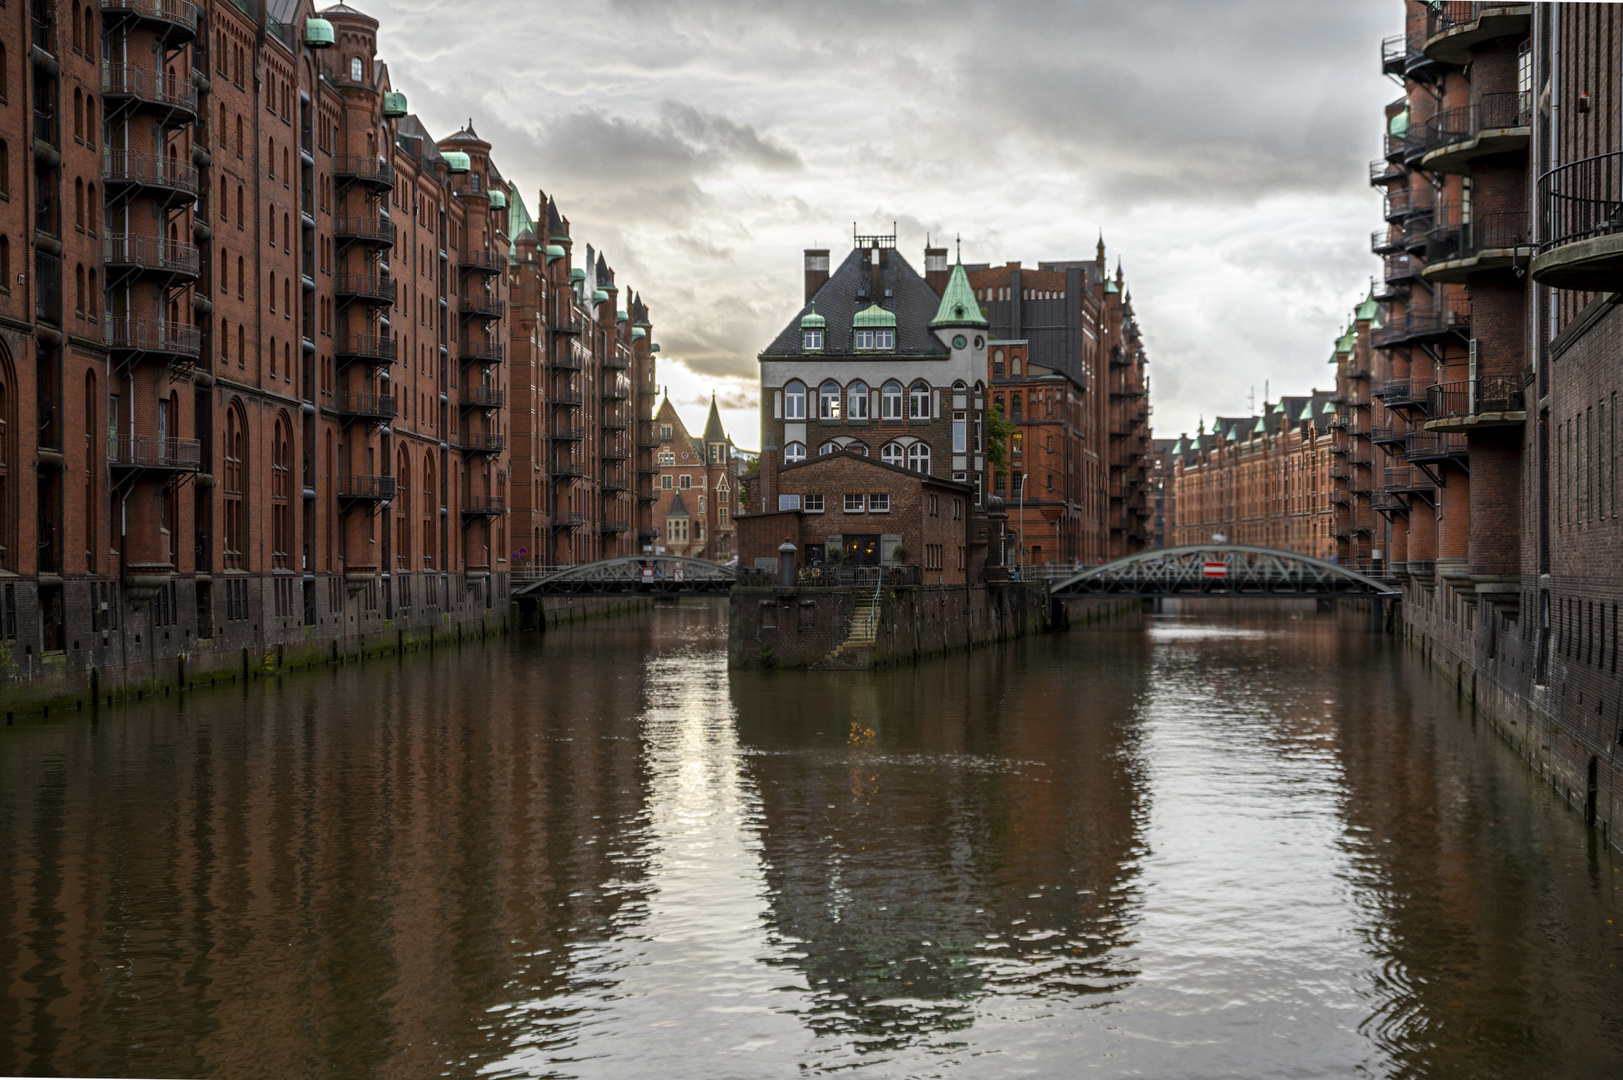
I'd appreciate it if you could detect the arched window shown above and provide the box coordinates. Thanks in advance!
[907,443,931,475]
[224,406,247,569]
[219,103,228,148]
[819,440,840,456]
[396,448,411,570]
[74,264,84,314]
[993,348,1005,378]
[351,56,364,82]
[272,415,291,568]
[847,380,869,420]
[269,336,277,376]
[881,442,905,467]
[422,452,436,569]
[783,441,807,463]
[0,348,10,572]
[236,183,244,222]
[73,88,83,142]
[0,41,8,100]
[784,379,806,420]
[236,114,244,157]
[818,380,840,420]
[74,179,84,229]
[237,255,244,298]
[84,7,95,63]
[909,381,930,419]
[283,212,290,250]
[85,183,95,232]
[1011,394,1022,421]
[881,380,903,419]
[268,272,276,312]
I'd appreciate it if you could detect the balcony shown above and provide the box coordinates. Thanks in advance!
[100,0,200,41]
[551,389,584,407]
[462,495,505,516]
[551,312,586,335]
[602,477,629,493]
[459,386,504,409]
[1533,151,1623,290]
[600,518,629,534]
[461,431,504,454]
[334,272,396,304]
[459,339,503,364]
[334,215,396,248]
[1424,3,1533,66]
[553,350,584,371]
[335,333,396,366]
[106,434,201,472]
[1370,157,1406,187]
[1422,210,1532,282]
[603,380,630,401]
[103,150,199,202]
[603,351,630,371]
[338,475,396,502]
[551,512,586,530]
[1377,379,1426,409]
[550,425,585,442]
[1384,252,1424,286]
[1424,376,1527,431]
[104,233,200,280]
[1384,185,1425,222]
[1418,91,1531,174]
[105,317,201,359]
[333,391,397,422]
[333,154,395,191]
[1371,300,1470,349]
[459,294,505,319]
[1385,465,1436,494]
[601,444,629,461]
[550,461,587,478]
[602,414,628,430]
[102,64,198,121]
[459,249,503,274]
[1405,429,1469,463]
[1371,422,1409,446]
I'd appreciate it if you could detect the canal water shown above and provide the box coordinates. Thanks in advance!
[2,603,1621,1078]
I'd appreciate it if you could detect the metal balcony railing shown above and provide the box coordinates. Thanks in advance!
[1420,91,1531,156]
[1372,300,1470,348]
[102,64,198,115]
[1405,430,1469,461]
[1384,252,1423,283]
[106,434,202,470]
[1370,157,1405,186]
[334,215,396,246]
[1371,423,1408,445]
[550,425,585,442]
[104,317,202,357]
[551,512,586,529]
[551,390,584,407]
[461,431,504,453]
[104,150,200,197]
[550,461,587,478]
[459,249,503,273]
[602,414,628,430]
[104,233,200,276]
[460,339,503,363]
[603,380,630,401]
[1425,210,1532,264]
[1378,380,1425,407]
[459,386,504,409]
[335,273,397,303]
[337,475,396,501]
[553,350,584,371]
[603,351,630,370]
[1426,376,1526,419]
[1538,150,1623,254]
[551,312,586,335]
[459,294,505,318]
[101,0,200,36]
[335,334,396,364]
[601,444,629,461]
[462,495,505,515]
[333,155,395,189]
[333,391,397,420]
[1384,465,1435,492]
[600,518,629,534]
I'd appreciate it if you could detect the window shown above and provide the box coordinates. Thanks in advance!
[952,412,967,453]
[844,493,866,513]
[784,442,807,463]
[784,380,806,420]
[819,380,841,419]
[351,56,364,82]
[847,380,869,420]
[803,328,823,350]
[881,442,904,467]
[660,424,672,439]
[874,328,894,349]
[881,380,903,419]
[819,441,840,456]
[804,494,825,513]
[661,474,672,490]
[272,417,291,568]
[778,494,801,511]
[679,474,691,489]
[869,494,890,513]
[854,329,874,350]
[908,443,931,474]
[910,381,930,419]
[1011,394,1022,421]
[993,348,1004,378]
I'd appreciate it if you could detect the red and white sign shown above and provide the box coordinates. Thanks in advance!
[641,567,655,583]
[674,565,685,583]
[1203,560,1228,579]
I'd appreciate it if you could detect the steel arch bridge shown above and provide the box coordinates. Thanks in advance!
[511,556,736,597]
[1049,545,1400,600]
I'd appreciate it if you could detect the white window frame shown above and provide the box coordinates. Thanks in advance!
[854,329,875,350]
[881,381,903,419]
[784,381,807,420]
[908,443,931,474]
[952,412,967,453]
[848,380,869,420]
[874,328,894,350]
[784,442,807,462]
[881,442,905,467]
[803,328,824,351]
[869,493,890,513]
[844,493,866,513]
[909,382,930,419]
[778,494,801,511]
[819,381,841,419]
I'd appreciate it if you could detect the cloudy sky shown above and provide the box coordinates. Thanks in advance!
[368,0,1396,448]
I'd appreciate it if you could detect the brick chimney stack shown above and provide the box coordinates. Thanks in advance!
[804,249,830,304]
[924,243,949,294]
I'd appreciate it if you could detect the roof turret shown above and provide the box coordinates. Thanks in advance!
[928,259,988,329]
[703,392,727,443]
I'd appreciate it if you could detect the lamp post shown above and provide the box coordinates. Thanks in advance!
[1017,470,1028,580]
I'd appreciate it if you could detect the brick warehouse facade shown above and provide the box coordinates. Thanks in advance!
[650,393,744,561]
[1366,1,1623,851]
[0,1,657,701]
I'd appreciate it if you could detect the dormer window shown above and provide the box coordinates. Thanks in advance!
[853,328,894,350]
[803,327,823,350]
[852,303,896,351]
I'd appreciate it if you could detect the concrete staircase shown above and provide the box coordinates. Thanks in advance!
[816,597,879,669]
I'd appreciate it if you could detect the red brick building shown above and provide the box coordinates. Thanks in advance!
[0,1,656,689]
[650,393,743,561]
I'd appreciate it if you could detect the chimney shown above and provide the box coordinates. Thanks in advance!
[804,249,830,305]
[924,244,949,294]
[762,433,779,512]
[869,244,883,303]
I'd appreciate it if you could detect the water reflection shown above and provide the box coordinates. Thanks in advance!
[0,602,1619,1079]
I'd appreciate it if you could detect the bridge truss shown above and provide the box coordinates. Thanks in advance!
[1050,545,1400,600]
[512,556,736,597]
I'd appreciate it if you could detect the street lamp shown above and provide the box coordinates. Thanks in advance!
[1017,470,1028,579]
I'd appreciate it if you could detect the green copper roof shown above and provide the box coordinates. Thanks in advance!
[800,302,826,330]
[1388,109,1409,136]
[592,288,610,303]
[545,244,566,262]
[616,309,629,322]
[1172,438,1185,453]
[1321,400,1336,415]
[853,303,897,329]
[305,18,335,48]
[1336,329,1356,353]
[382,91,407,118]
[1253,417,1266,434]
[1105,279,1120,294]
[443,150,471,173]
[929,260,989,329]
[488,189,508,209]
[1355,289,1380,322]
[632,327,647,340]
[650,343,660,353]
[570,268,586,282]
[1225,428,1238,442]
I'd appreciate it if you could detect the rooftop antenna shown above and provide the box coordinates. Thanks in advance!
[956,233,961,262]
[1248,385,1255,413]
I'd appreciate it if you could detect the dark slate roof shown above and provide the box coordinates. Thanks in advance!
[761,248,949,358]
[667,492,690,518]
[319,2,374,17]
[596,253,612,288]
[442,123,488,146]
[702,394,726,443]
[547,197,566,237]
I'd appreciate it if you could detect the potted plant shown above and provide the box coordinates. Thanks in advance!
[890,543,910,563]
